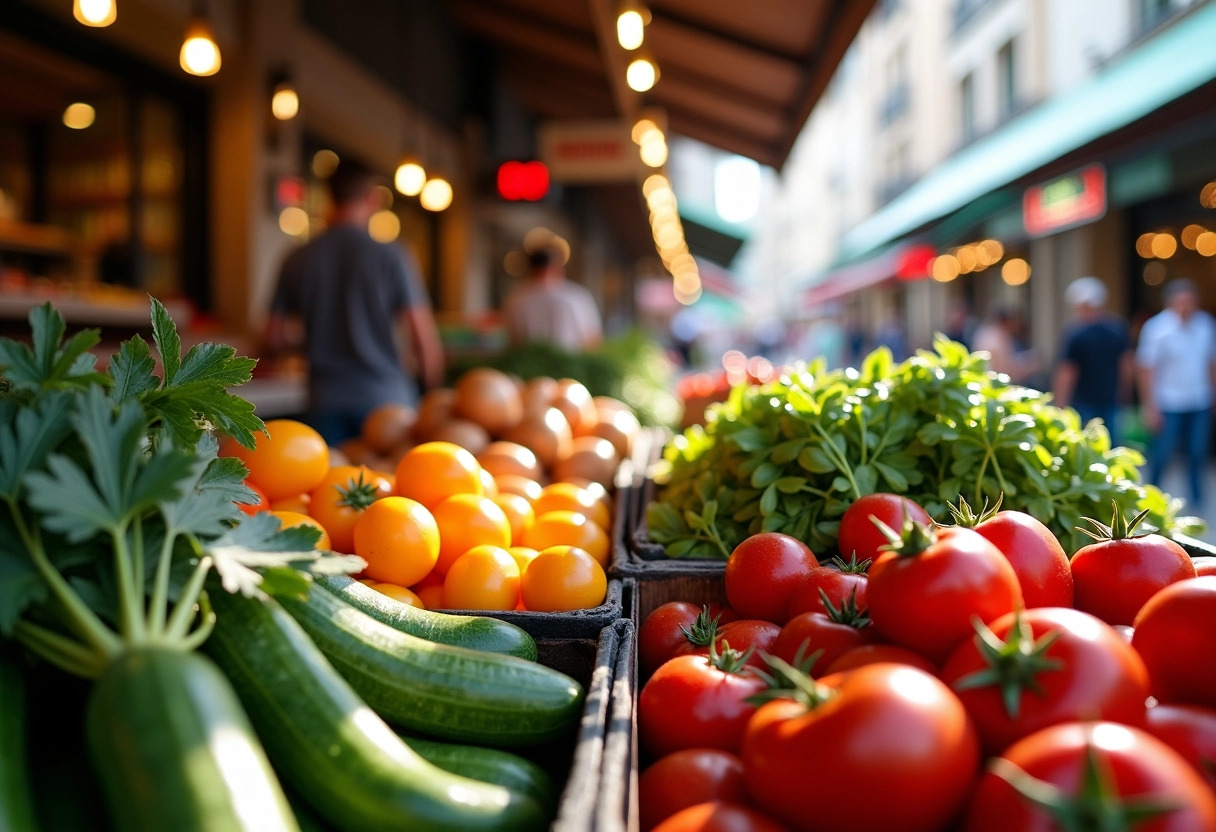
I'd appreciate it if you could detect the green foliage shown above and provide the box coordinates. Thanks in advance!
[448,329,681,427]
[648,336,1202,560]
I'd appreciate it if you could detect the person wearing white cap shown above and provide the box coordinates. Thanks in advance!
[1136,278,1216,510]
[1053,277,1131,443]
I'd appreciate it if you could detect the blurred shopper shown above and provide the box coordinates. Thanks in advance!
[1137,278,1216,510]
[502,238,602,351]
[943,298,978,350]
[1053,277,1132,441]
[264,158,444,445]
[973,305,1038,383]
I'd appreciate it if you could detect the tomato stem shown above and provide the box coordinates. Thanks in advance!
[952,611,1063,719]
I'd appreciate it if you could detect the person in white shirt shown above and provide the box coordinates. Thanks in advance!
[1136,278,1216,509]
[502,241,603,352]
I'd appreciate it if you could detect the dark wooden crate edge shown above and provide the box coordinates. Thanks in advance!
[444,579,626,640]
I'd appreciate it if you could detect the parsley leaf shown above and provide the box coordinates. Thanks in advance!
[108,334,159,403]
[0,303,110,393]
[206,513,364,598]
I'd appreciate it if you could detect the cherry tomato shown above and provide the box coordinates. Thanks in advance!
[674,619,781,671]
[724,533,818,623]
[964,508,1073,608]
[1070,518,1196,626]
[652,802,789,832]
[219,419,330,501]
[823,644,939,676]
[236,479,269,516]
[941,607,1150,755]
[743,664,980,832]
[443,544,520,611]
[1145,704,1216,791]
[962,721,1216,831]
[353,496,440,587]
[784,560,868,621]
[837,493,931,563]
[309,465,393,554]
[639,751,749,832]
[771,599,876,674]
[868,524,1022,662]
[519,545,606,612]
[640,602,702,679]
[638,652,766,759]
[1132,576,1216,708]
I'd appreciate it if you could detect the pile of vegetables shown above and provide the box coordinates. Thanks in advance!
[648,337,1202,559]
[635,499,1216,832]
[0,301,585,832]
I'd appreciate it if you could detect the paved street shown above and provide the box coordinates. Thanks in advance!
[1157,461,1216,546]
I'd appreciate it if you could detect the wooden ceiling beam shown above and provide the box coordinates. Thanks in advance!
[649,73,789,141]
[666,111,782,168]
[585,0,639,118]
[450,0,603,76]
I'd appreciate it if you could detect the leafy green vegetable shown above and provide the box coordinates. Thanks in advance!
[648,336,1202,559]
[0,300,362,678]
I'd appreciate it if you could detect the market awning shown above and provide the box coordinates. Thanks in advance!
[801,242,935,309]
[448,0,874,171]
[836,0,1216,264]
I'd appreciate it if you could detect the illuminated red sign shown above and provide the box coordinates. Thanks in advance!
[896,243,936,281]
[1023,164,1106,238]
[497,161,550,201]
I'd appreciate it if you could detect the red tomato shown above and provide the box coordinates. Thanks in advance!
[823,644,939,677]
[742,664,979,832]
[639,751,749,832]
[837,493,931,563]
[940,607,1150,754]
[1132,576,1216,708]
[867,524,1022,662]
[1192,556,1216,577]
[966,509,1073,608]
[674,619,781,671]
[652,802,789,832]
[640,602,702,679]
[639,652,767,759]
[236,479,269,516]
[784,560,868,621]
[961,721,1216,831]
[1070,518,1196,626]
[771,600,877,674]
[724,533,818,623]
[1145,704,1216,791]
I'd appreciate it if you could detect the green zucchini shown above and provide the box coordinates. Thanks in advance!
[278,585,583,746]
[86,648,299,832]
[316,574,537,660]
[206,589,549,832]
[400,735,556,812]
[0,651,39,832]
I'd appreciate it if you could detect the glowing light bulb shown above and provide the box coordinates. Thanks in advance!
[271,84,299,120]
[626,58,658,93]
[74,0,116,27]
[63,103,96,130]
[180,19,222,77]
[420,178,453,212]
[394,161,426,196]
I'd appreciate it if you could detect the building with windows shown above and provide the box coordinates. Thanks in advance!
[742,0,1216,371]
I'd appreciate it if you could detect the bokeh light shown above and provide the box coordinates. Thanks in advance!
[1001,258,1031,285]
[368,209,401,242]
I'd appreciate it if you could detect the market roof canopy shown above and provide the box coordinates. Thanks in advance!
[449,0,874,170]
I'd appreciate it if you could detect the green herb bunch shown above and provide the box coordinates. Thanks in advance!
[0,300,360,677]
[647,337,1200,559]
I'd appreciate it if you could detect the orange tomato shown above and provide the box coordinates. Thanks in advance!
[520,545,607,612]
[507,546,540,575]
[416,584,446,609]
[443,545,521,611]
[533,483,611,532]
[394,441,484,508]
[479,467,499,499]
[522,510,611,567]
[372,583,424,608]
[429,494,512,575]
[236,480,269,516]
[309,465,393,554]
[494,493,536,546]
[493,474,544,505]
[352,496,440,587]
[269,493,310,513]
[219,419,330,500]
[269,510,331,551]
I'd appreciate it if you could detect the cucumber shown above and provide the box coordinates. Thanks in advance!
[206,589,549,832]
[316,574,537,660]
[0,651,39,832]
[278,585,583,746]
[86,648,299,832]
[400,735,556,812]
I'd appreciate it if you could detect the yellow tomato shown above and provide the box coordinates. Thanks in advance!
[309,465,393,554]
[372,583,424,608]
[352,496,439,587]
[394,441,484,508]
[533,482,611,531]
[494,493,536,546]
[219,419,330,500]
[430,494,512,576]
[520,546,606,612]
[443,545,521,611]
[522,510,610,567]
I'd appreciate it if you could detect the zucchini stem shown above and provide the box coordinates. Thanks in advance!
[111,524,146,642]
[148,527,178,637]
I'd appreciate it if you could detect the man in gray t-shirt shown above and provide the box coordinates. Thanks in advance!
[264,159,443,445]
